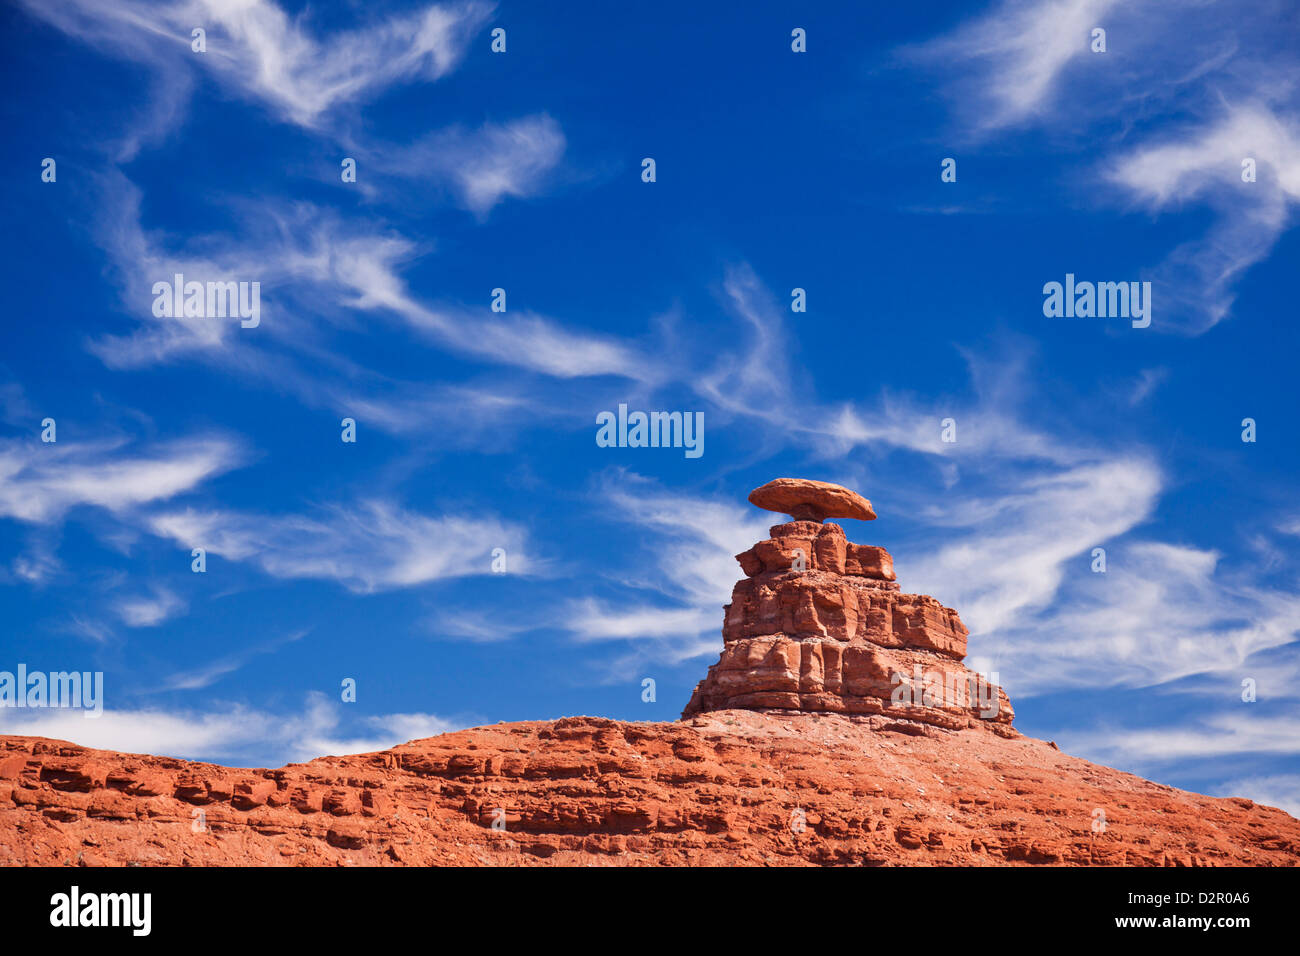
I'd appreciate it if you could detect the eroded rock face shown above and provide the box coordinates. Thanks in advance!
[3,713,1298,866]
[684,519,1014,732]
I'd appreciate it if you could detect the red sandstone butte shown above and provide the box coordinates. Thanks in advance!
[683,515,1013,730]
[1,480,1297,867]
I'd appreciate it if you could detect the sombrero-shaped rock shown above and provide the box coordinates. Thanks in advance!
[747,478,876,523]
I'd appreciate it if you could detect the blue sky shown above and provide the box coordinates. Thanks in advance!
[1,0,1298,814]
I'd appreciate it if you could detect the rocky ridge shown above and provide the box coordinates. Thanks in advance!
[2,711,1298,866]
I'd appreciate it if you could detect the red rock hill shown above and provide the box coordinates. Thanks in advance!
[2,712,1297,866]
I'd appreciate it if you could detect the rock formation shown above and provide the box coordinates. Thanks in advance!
[685,480,1013,733]
[3,713,1299,866]
[1,479,1297,867]
[747,477,877,523]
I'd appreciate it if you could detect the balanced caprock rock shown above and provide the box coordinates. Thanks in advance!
[684,479,1013,733]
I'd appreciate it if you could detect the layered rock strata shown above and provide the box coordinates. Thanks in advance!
[684,489,1013,733]
[4,713,1299,866]
[5,478,1296,867]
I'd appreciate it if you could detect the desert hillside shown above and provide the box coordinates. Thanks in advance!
[2,710,1297,866]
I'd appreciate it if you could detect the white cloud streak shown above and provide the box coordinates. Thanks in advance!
[87,177,652,388]
[906,0,1123,130]
[1108,104,1300,332]
[1214,773,1300,817]
[148,500,530,592]
[909,0,1300,332]
[19,0,494,129]
[0,435,240,524]
[0,692,466,766]
[115,587,187,628]
[378,115,568,216]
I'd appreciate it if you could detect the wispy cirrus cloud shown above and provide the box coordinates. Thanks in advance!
[1107,104,1300,332]
[693,264,800,426]
[946,535,1300,697]
[0,431,236,624]
[692,267,1089,469]
[905,0,1123,130]
[905,459,1163,641]
[907,0,1300,333]
[372,114,568,216]
[1061,712,1300,764]
[87,175,657,388]
[532,471,776,678]
[114,586,187,628]
[10,543,61,586]
[148,500,530,593]
[0,691,469,766]
[19,0,494,130]
[1214,773,1300,817]
[0,435,241,525]
[161,630,309,691]
[565,599,719,644]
